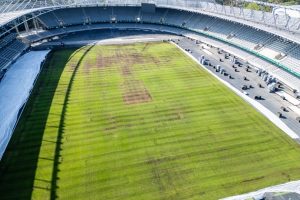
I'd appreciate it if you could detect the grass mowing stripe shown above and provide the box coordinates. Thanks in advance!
[1,42,300,200]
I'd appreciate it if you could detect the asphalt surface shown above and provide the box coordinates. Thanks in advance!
[175,37,300,140]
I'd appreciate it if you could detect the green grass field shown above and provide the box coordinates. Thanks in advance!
[1,42,300,200]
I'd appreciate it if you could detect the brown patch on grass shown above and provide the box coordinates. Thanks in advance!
[84,44,163,74]
[241,176,265,183]
[82,45,156,105]
[103,113,139,134]
[123,90,152,105]
[86,49,146,74]
[146,156,177,165]
[121,80,152,105]
[146,155,187,197]
[121,65,132,76]
[149,107,185,123]
[165,111,184,121]
[83,60,94,74]
[104,115,118,131]
[96,56,116,69]
[67,61,78,70]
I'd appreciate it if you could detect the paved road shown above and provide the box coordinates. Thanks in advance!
[175,37,300,140]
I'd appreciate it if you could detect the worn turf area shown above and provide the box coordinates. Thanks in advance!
[1,42,300,200]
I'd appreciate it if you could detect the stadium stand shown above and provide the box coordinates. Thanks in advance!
[87,7,114,23]
[0,2,299,91]
[0,2,300,198]
[26,6,300,79]
[230,26,273,49]
[113,6,141,22]
[0,33,17,49]
[0,32,28,71]
[281,49,300,73]
[38,12,60,29]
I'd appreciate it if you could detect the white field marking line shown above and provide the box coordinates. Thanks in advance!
[53,37,167,46]
[203,49,213,56]
[221,180,300,200]
[276,90,300,106]
[96,37,159,43]
[171,41,299,139]
[185,34,299,91]
[200,43,211,50]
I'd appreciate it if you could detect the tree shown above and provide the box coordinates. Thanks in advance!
[245,2,261,11]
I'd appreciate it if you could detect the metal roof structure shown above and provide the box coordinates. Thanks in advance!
[0,0,299,43]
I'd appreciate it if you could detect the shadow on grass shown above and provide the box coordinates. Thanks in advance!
[0,47,79,199]
[50,45,95,200]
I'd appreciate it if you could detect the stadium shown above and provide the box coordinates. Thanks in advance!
[0,0,300,199]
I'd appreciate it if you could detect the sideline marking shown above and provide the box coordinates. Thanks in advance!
[171,41,299,139]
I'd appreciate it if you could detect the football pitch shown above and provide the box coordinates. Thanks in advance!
[1,42,300,200]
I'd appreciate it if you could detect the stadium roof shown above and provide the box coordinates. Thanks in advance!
[1,0,300,13]
[0,8,42,26]
[0,0,300,45]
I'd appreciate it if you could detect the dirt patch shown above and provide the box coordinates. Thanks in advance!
[104,115,118,131]
[92,50,145,71]
[146,156,177,165]
[149,107,185,123]
[83,60,94,73]
[67,61,78,70]
[164,111,184,121]
[96,56,117,69]
[123,90,152,105]
[84,44,161,74]
[122,80,152,105]
[242,176,265,183]
[121,65,132,76]
[151,56,163,67]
